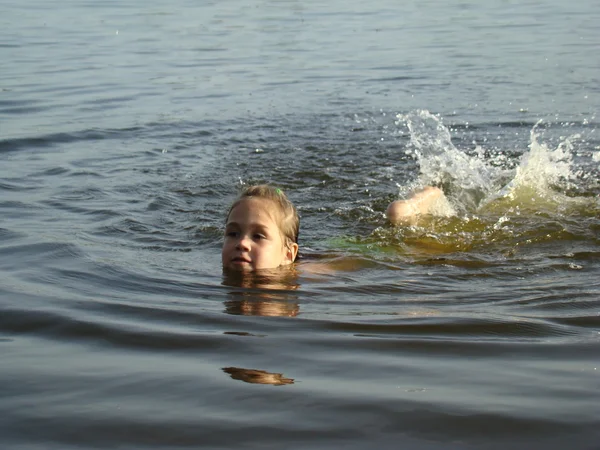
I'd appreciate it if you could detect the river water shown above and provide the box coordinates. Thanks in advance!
[1,1,599,449]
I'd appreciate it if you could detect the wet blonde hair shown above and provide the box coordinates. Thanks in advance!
[226,184,300,248]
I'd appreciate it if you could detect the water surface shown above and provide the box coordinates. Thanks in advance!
[1,0,599,449]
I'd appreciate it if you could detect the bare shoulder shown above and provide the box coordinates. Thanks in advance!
[298,256,367,276]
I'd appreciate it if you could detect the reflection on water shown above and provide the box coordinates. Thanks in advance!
[222,367,295,386]
[224,298,300,317]
[221,268,300,317]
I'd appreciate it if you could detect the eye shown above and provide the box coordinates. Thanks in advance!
[253,233,267,240]
[225,230,239,238]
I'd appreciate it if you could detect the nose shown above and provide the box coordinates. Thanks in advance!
[236,235,251,251]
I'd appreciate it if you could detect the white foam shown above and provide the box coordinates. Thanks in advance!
[395,111,585,214]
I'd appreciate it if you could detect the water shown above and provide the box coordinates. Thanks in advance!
[1,0,599,449]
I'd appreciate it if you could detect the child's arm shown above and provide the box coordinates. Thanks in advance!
[386,186,445,224]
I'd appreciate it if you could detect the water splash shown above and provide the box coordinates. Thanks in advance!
[517,121,574,191]
[396,110,502,213]
[331,111,597,260]
[395,111,587,215]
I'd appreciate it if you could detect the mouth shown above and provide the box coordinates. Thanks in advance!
[231,257,252,266]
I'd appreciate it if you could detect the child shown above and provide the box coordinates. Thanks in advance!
[222,184,444,272]
[222,185,299,272]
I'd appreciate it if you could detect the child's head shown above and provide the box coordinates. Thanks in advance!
[222,185,299,272]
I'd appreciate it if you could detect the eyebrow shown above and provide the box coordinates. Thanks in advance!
[225,222,270,232]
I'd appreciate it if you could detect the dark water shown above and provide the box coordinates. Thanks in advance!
[1,1,599,449]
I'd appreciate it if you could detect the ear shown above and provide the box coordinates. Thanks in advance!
[285,243,299,264]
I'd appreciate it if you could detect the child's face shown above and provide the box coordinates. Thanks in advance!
[222,198,297,272]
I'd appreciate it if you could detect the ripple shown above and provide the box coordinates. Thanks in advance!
[0,241,84,270]
[0,126,144,153]
[324,316,578,340]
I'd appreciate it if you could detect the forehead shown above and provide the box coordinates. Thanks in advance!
[227,197,280,225]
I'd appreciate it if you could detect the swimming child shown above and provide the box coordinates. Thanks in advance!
[222,184,445,272]
[222,184,299,272]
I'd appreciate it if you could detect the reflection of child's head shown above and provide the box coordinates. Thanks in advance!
[222,261,300,317]
[222,367,294,385]
[222,185,299,272]
[224,298,300,317]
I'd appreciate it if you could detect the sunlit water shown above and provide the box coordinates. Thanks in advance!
[1,0,599,449]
